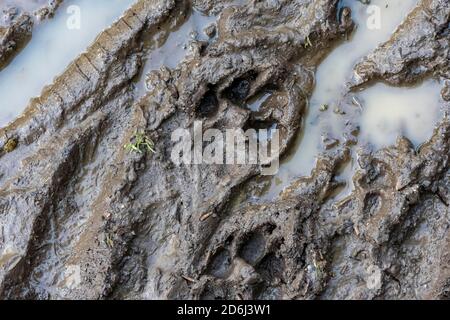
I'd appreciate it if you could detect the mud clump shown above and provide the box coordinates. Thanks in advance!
[0,0,449,300]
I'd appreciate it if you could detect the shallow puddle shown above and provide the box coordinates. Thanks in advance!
[264,0,444,199]
[0,0,136,128]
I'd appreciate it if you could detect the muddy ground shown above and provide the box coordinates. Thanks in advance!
[0,0,449,300]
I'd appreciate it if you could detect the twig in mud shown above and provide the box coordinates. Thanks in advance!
[200,212,213,222]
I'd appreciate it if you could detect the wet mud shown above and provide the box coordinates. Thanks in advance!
[0,0,62,69]
[0,0,449,300]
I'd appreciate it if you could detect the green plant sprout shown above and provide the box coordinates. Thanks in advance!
[124,132,155,154]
